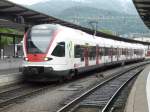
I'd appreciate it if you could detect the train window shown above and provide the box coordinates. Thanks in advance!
[134,49,137,55]
[128,49,132,56]
[92,47,96,60]
[74,45,81,58]
[141,50,144,56]
[109,48,113,56]
[51,42,65,57]
[126,49,128,56]
[120,48,122,55]
[102,47,105,56]
[125,49,127,55]
[88,46,96,60]
[136,49,142,56]
[113,48,117,55]
[104,47,109,56]
[99,47,104,57]
[117,48,120,56]
[80,47,84,61]
[118,48,120,56]
[122,48,126,55]
[26,28,55,54]
[131,49,134,56]
[93,47,96,59]
[88,47,92,60]
[74,45,84,61]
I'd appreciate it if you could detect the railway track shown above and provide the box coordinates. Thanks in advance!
[0,61,149,111]
[0,83,56,108]
[57,61,149,112]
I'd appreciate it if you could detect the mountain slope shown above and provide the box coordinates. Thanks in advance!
[28,0,137,16]
[24,0,149,36]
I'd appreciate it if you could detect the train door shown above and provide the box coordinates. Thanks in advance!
[131,49,133,59]
[110,47,113,62]
[101,47,104,64]
[117,48,119,61]
[130,49,132,59]
[84,47,89,67]
[113,48,117,62]
[126,48,128,60]
[108,47,112,63]
[96,45,99,64]
[67,41,74,67]
[119,48,121,61]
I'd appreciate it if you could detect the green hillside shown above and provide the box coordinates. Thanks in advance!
[58,6,149,35]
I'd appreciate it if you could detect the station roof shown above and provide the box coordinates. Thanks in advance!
[0,0,150,45]
[0,0,72,25]
[0,19,25,30]
[133,0,150,28]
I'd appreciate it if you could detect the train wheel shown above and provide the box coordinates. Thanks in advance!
[58,76,65,83]
[121,61,125,66]
[66,71,75,80]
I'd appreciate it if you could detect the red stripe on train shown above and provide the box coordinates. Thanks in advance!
[27,54,46,62]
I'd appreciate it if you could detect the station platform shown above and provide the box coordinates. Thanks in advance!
[125,64,150,112]
[0,58,22,87]
[0,58,22,70]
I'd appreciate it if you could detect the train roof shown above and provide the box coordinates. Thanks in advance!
[32,24,59,30]
[30,24,147,49]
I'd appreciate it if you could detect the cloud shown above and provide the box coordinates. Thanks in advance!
[8,0,49,5]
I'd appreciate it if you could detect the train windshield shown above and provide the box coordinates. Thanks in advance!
[26,27,55,54]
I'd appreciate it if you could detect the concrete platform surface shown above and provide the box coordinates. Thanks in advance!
[125,64,150,112]
[0,58,22,87]
[0,72,21,87]
[0,58,22,70]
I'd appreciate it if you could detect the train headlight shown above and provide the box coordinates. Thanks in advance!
[44,57,49,61]
[24,57,28,61]
[44,57,53,61]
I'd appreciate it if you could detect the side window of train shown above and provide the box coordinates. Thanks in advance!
[113,48,117,55]
[122,48,125,55]
[80,47,84,61]
[74,45,81,58]
[102,47,105,56]
[99,47,103,56]
[89,47,92,60]
[141,49,143,56]
[74,45,84,61]
[105,47,109,56]
[134,49,137,55]
[89,46,96,60]
[93,46,96,59]
[51,42,65,57]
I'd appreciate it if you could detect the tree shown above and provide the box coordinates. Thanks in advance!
[0,28,21,47]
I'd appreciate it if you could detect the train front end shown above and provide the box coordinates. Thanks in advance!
[21,24,65,81]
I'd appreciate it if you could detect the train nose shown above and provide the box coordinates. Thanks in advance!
[22,66,53,76]
[23,67,39,75]
[30,68,39,74]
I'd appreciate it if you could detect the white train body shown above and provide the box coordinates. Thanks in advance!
[21,24,146,80]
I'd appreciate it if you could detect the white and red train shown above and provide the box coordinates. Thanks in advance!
[21,24,146,81]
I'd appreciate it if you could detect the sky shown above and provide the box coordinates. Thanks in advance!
[8,0,132,5]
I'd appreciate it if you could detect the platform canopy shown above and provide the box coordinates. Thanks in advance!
[133,0,150,29]
[0,0,78,27]
[0,0,99,31]
[0,19,25,30]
